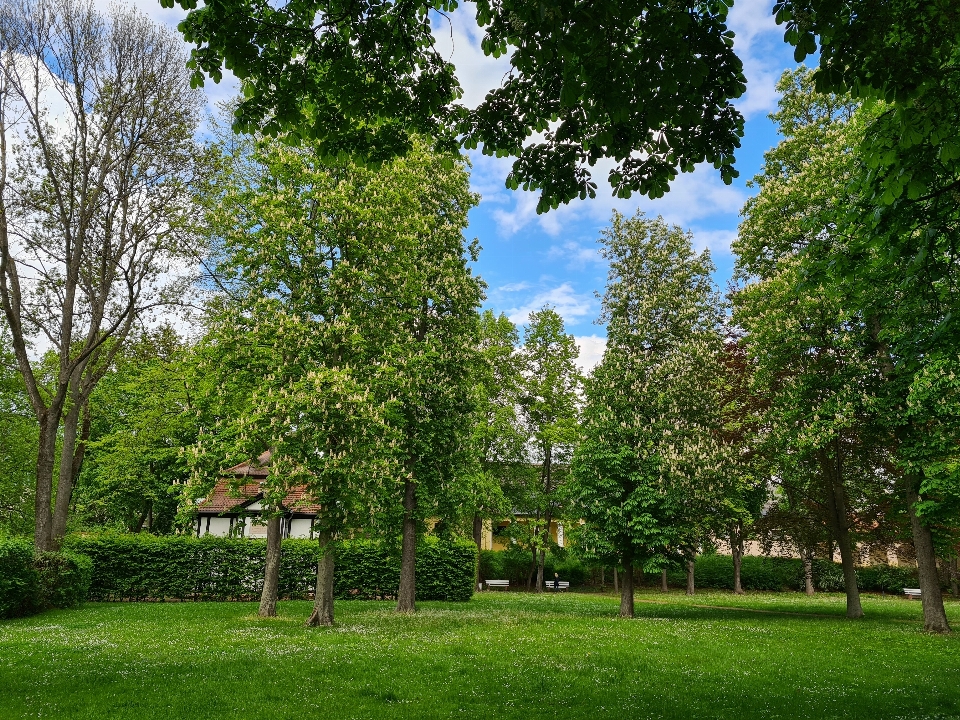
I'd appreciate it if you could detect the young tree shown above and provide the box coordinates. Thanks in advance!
[0,0,208,550]
[515,308,581,592]
[571,212,725,618]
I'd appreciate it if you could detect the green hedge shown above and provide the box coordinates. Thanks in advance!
[665,554,920,593]
[65,533,477,602]
[0,536,37,618]
[0,538,93,618]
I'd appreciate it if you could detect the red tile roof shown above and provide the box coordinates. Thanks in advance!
[197,450,321,515]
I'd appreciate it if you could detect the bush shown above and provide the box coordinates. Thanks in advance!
[65,532,477,602]
[673,554,803,591]
[668,554,919,594]
[0,536,37,619]
[34,550,93,610]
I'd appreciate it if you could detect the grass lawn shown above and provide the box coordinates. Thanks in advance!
[2,590,959,719]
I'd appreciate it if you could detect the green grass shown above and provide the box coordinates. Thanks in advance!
[2,590,959,719]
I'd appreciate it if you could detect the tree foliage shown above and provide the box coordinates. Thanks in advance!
[163,0,747,212]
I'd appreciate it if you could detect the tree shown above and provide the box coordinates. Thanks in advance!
[515,307,581,592]
[732,67,959,630]
[72,327,202,535]
[0,328,35,535]
[461,311,523,559]
[0,0,208,550]
[162,0,747,212]
[194,130,481,621]
[571,211,725,618]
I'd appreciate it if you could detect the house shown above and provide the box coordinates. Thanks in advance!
[194,451,320,539]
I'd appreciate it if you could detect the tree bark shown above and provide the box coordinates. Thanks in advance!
[906,480,951,633]
[686,559,695,596]
[473,514,483,587]
[819,448,863,619]
[613,567,619,594]
[619,551,634,618]
[33,411,61,552]
[803,551,815,596]
[51,393,90,545]
[306,530,335,627]
[258,516,283,618]
[731,522,744,594]
[396,478,417,613]
[661,567,668,592]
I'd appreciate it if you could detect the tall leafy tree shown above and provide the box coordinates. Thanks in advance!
[194,130,481,621]
[733,67,960,631]
[513,308,581,591]
[572,212,725,617]
[0,0,209,550]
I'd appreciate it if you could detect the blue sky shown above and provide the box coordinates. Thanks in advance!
[111,0,799,368]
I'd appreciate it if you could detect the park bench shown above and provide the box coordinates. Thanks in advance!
[485,580,510,590]
[544,581,570,591]
[904,588,922,600]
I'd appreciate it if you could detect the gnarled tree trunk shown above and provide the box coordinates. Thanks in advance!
[259,516,283,617]
[306,530,335,627]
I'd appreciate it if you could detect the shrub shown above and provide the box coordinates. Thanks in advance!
[0,536,37,618]
[34,550,93,610]
[65,532,477,602]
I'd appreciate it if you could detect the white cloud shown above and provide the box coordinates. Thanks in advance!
[487,161,747,246]
[498,281,532,292]
[689,228,739,257]
[728,0,792,118]
[507,283,594,327]
[547,241,605,270]
[574,335,607,373]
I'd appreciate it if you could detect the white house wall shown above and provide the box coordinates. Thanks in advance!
[289,518,313,539]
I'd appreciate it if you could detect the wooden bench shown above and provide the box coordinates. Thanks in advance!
[544,581,570,591]
[485,580,510,590]
[904,588,922,600]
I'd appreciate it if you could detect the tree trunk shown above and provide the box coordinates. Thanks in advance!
[536,548,546,593]
[619,552,634,618]
[51,395,90,545]
[306,530,335,627]
[613,567,619,594]
[731,522,744,595]
[473,514,483,587]
[951,558,958,598]
[686,559,695,596]
[906,480,951,633]
[803,551,815,596]
[34,411,60,552]
[819,449,863,619]
[258,516,283,618]
[661,567,668,592]
[396,478,417,613]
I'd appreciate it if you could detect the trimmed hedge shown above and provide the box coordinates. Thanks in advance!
[65,533,477,602]
[665,554,920,593]
[0,537,93,618]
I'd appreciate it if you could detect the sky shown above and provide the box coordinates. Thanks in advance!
[101,0,800,370]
